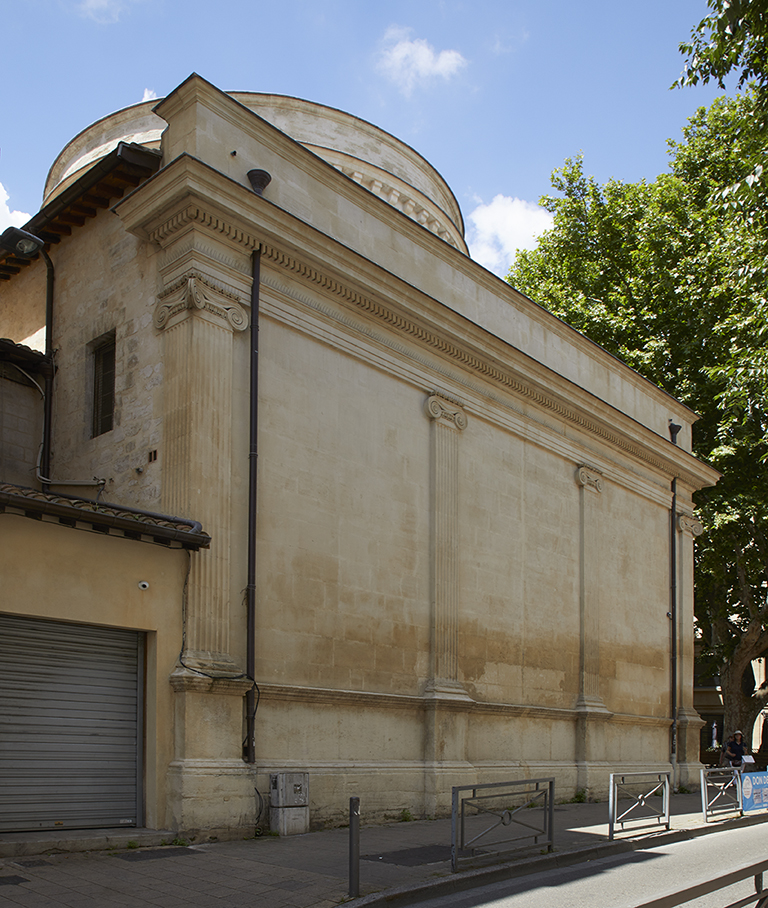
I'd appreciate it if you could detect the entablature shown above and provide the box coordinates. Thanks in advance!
[113,154,719,496]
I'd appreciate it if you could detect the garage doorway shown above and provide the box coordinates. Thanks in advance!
[0,613,143,831]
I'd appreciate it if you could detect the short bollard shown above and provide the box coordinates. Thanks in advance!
[349,796,360,898]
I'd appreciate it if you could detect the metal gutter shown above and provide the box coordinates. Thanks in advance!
[25,143,162,241]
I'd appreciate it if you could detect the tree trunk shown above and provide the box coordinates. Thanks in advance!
[720,662,768,746]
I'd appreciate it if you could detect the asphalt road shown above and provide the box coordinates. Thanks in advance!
[408,823,768,908]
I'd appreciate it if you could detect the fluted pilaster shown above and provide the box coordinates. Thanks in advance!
[424,393,468,694]
[157,274,248,675]
[575,466,606,710]
[574,465,611,792]
[676,514,703,715]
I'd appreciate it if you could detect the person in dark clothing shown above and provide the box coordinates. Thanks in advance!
[725,731,747,768]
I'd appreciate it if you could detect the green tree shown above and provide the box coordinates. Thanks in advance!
[678,0,768,415]
[508,92,768,742]
[678,0,768,115]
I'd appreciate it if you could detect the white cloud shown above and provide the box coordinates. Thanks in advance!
[77,0,126,24]
[490,28,529,56]
[378,27,467,97]
[466,195,553,277]
[141,88,158,102]
[0,183,31,233]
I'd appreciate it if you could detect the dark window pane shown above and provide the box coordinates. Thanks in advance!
[92,339,115,437]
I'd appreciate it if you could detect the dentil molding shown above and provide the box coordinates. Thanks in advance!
[126,184,710,490]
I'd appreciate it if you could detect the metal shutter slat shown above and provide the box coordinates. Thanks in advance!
[0,614,142,831]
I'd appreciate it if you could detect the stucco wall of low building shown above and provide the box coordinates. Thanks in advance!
[0,515,188,829]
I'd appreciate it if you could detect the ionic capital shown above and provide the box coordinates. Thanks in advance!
[154,273,248,332]
[424,393,468,431]
[678,514,704,537]
[576,465,604,493]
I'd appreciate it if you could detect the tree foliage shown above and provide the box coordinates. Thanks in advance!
[677,0,768,421]
[507,92,768,739]
[677,0,768,115]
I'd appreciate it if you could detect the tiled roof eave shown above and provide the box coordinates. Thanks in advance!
[0,483,210,550]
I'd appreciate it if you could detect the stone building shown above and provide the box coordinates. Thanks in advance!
[0,74,718,838]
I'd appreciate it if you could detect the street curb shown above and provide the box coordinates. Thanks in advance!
[350,812,768,907]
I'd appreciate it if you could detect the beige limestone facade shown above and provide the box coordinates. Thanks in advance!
[0,74,719,838]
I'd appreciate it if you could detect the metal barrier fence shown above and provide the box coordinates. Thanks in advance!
[608,771,671,840]
[450,777,554,872]
[701,766,742,821]
[633,858,768,908]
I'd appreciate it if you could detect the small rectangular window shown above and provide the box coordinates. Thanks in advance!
[92,335,115,437]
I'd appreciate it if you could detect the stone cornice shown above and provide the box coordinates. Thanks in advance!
[259,251,715,490]
[155,75,465,249]
[260,275,676,510]
[113,152,696,433]
[256,245,716,489]
[113,157,719,491]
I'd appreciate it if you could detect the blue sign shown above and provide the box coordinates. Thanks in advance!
[740,772,768,812]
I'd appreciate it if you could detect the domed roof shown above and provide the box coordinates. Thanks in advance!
[43,93,466,252]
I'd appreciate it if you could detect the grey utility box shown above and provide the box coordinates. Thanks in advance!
[270,772,309,835]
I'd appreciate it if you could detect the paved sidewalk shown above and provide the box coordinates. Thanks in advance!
[0,793,764,908]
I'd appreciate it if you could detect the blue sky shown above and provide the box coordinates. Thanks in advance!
[1,0,732,275]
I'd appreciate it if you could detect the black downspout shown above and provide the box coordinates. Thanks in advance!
[41,249,55,493]
[245,246,261,765]
[669,422,681,780]
[670,476,678,766]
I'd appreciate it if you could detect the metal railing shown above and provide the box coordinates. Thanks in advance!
[450,777,554,872]
[701,766,742,822]
[632,858,768,907]
[608,771,671,840]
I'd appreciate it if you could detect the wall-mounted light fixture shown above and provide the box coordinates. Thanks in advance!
[0,226,46,257]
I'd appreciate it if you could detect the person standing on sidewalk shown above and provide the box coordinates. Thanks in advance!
[725,731,747,768]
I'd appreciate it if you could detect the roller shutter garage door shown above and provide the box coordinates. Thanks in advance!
[0,614,143,832]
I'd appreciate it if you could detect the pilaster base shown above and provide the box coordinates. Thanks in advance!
[423,761,478,817]
[573,761,617,800]
[675,707,705,764]
[674,707,705,789]
[168,665,254,833]
[423,685,475,816]
[423,680,474,703]
[167,759,257,836]
[175,650,246,679]
[575,696,613,796]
